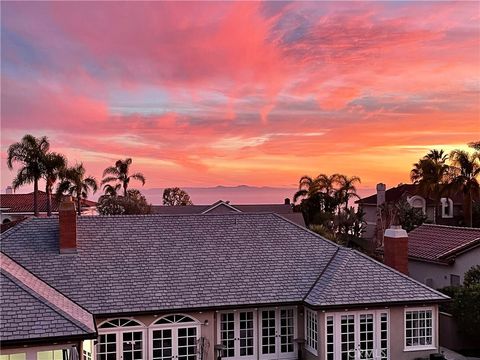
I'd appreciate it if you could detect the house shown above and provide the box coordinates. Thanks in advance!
[0,188,97,223]
[406,224,480,289]
[0,197,449,360]
[152,199,306,227]
[356,183,463,244]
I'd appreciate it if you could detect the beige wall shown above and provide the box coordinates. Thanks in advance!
[94,304,440,360]
[409,246,480,289]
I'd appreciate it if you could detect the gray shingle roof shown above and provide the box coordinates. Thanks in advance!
[1,213,447,316]
[0,253,96,342]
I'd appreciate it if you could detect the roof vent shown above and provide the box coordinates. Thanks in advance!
[59,196,77,253]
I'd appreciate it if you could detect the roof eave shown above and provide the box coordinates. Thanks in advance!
[0,332,97,349]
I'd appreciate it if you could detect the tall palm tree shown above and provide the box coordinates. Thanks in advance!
[448,149,480,227]
[43,152,67,216]
[103,183,121,197]
[6,134,50,216]
[410,149,450,223]
[57,163,98,216]
[337,175,361,211]
[101,158,146,197]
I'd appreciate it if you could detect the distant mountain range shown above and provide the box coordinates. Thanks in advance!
[143,185,297,205]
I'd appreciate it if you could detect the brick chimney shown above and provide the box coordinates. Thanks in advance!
[59,196,77,253]
[376,183,386,246]
[5,186,13,194]
[284,198,291,205]
[383,225,408,275]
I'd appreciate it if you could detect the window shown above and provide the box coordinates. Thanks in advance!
[450,274,460,287]
[441,198,454,218]
[405,308,434,350]
[83,340,93,360]
[37,351,64,360]
[425,278,434,288]
[97,318,146,360]
[0,354,26,360]
[324,310,389,360]
[305,308,318,355]
[408,196,426,215]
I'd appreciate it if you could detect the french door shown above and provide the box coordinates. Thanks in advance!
[259,308,296,360]
[325,310,389,360]
[98,330,145,360]
[151,326,198,360]
[218,310,257,360]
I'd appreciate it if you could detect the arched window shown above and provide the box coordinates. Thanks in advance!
[150,314,200,360]
[408,196,426,215]
[154,314,199,325]
[97,319,146,360]
[441,198,454,218]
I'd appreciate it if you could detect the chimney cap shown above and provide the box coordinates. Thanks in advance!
[376,183,386,191]
[385,225,407,238]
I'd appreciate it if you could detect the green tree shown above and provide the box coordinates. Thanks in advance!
[101,158,146,197]
[42,153,67,216]
[163,187,193,206]
[410,149,449,223]
[6,135,50,217]
[56,163,98,215]
[448,149,480,227]
[97,189,151,215]
[464,265,480,287]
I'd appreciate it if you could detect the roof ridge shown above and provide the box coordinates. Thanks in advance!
[0,252,95,333]
[350,248,450,300]
[420,223,480,231]
[303,247,340,301]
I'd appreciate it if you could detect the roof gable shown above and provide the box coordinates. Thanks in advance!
[0,253,95,343]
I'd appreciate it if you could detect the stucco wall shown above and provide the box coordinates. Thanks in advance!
[409,246,480,289]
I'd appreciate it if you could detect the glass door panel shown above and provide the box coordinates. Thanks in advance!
[98,333,117,360]
[220,313,235,358]
[122,331,143,360]
[280,309,294,355]
[239,311,254,357]
[152,329,173,360]
[260,310,276,355]
[177,327,197,360]
[340,315,355,360]
[359,314,374,360]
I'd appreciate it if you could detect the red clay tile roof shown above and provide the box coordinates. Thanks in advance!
[408,224,480,263]
[0,191,96,213]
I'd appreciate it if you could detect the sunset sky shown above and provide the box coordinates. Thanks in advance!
[1,1,479,202]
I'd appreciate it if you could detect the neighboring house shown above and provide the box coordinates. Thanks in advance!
[406,224,480,289]
[356,183,463,243]
[152,199,306,227]
[0,189,97,223]
[0,197,449,360]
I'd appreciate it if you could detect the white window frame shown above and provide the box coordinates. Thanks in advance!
[408,196,426,215]
[304,308,318,356]
[324,309,390,360]
[404,307,436,352]
[148,314,201,360]
[440,198,454,218]
[97,318,147,360]
[258,307,297,360]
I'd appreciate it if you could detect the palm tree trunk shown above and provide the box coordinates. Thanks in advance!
[33,178,39,217]
[46,184,52,217]
[77,195,81,216]
[124,181,128,197]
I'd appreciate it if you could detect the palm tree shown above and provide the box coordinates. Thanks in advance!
[57,163,98,215]
[43,152,67,216]
[6,135,50,216]
[448,150,480,227]
[337,175,361,211]
[103,183,122,197]
[293,175,315,203]
[410,149,450,223]
[101,158,146,197]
